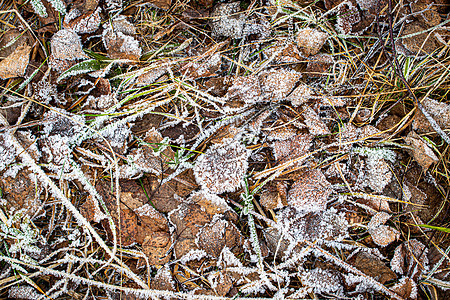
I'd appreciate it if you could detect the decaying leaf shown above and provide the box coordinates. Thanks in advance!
[288,169,332,212]
[264,40,303,63]
[151,265,176,291]
[194,139,248,194]
[306,53,334,76]
[287,84,313,107]
[405,131,439,170]
[367,212,399,247]
[336,2,361,34]
[226,74,262,104]
[296,28,328,57]
[0,44,32,80]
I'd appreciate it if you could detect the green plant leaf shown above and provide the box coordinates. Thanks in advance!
[57,59,103,83]
[413,224,450,233]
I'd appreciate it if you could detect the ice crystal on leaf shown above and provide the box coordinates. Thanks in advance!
[194,138,249,194]
[336,2,361,35]
[300,268,343,295]
[296,28,329,57]
[390,277,418,299]
[355,147,395,193]
[288,169,332,212]
[226,75,262,104]
[405,131,439,170]
[302,106,331,136]
[367,212,399,247]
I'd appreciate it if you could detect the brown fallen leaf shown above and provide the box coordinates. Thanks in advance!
[260,181,288,210]
[404,131,439,170]
[0,44,32,80]
[259,69,301,101]
[103,16,142,60]
[347,251,397,284]
[288,169,332,212]
[306,53,334,76]
[391,239,428,280]
[193,139,248,194]
[63,7,101,34]
[296,28,328,57]
[301,105,331,136]
[271,133,312,166]
[367,212,399,247]
[390,277,418,300]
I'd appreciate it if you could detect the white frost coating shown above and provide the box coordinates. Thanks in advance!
[50,29,88,61]
[300,268,343,295]
[0,133,16,172]
[9,286,40,300]
[179,249,208,264]
[194,139,249,194]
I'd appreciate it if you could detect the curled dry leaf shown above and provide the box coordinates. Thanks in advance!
[0,44,32,80]
[405,131,439,170]
[413,97,450,133]
[194,139,248,194]
[287,169,332,213]
[296,28,328,57]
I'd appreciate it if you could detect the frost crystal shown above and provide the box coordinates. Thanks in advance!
[194,139,249,194]
[8,286,40,300]
[64,7,101,34]
[287,84,313,107]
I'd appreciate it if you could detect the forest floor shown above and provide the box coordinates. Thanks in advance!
[1,0,450,298]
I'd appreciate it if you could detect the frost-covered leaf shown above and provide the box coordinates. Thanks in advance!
[57,59,103,82]
[259,69,301,101]
[263,40,302,63]
[50,29,88,62]
[306,53,334,76]
[181,52,221,79]
[98,123,131,154]
[194,139,249,194]
[122,128,174,178]
[296,28,328,57]
[287,84,313,107]
[300,268,343,295]
[355,147,395,193]
[288,169,332,212]
[271,133,312,166]
[0,133,16,173]
[151,265,175,291]
[413,97,450,133]
[367,212,399,247]
[226,74,262,104]
[0,44,31,80]
[211,3,245,39]
[63,7,101,34]
[260,181,287,210]
[405,131,439,170]
[347,251,397,285]
[8,285,40,300]
[102,16,142,60]
[390,239,429,280]
[336,3,361,34]
[302,106,331,136]
[196,216,243,258]
[390,277,418,299]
